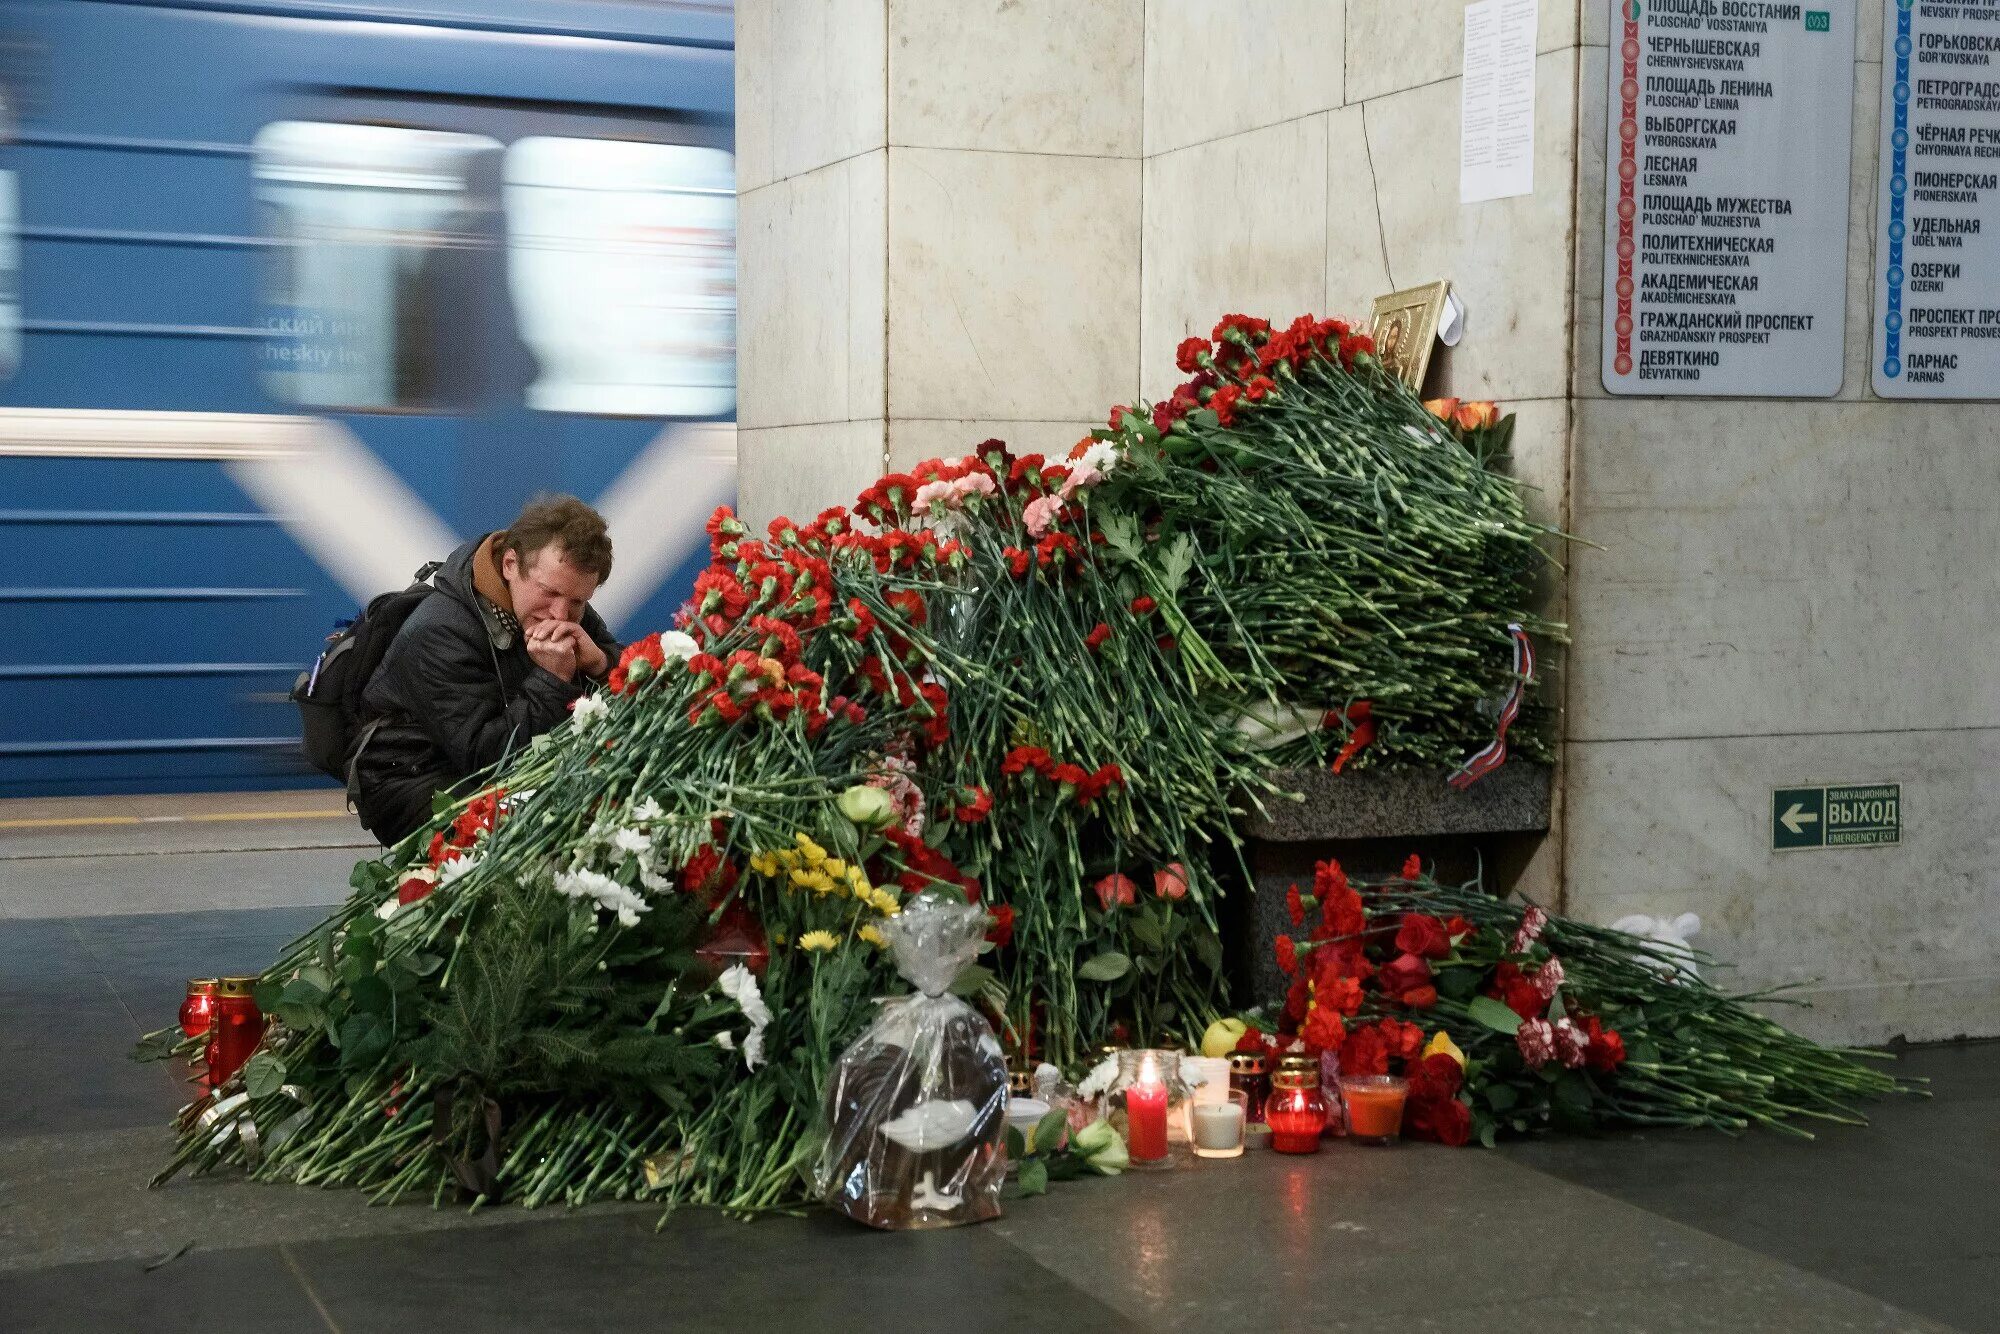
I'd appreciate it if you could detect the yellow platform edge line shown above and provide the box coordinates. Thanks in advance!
[0,810,349,831]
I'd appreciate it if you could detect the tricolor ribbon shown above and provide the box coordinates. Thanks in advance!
[1446,624,1535,791]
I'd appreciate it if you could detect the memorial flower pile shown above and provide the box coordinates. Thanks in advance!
[141,310,1903,1213]
[1251,857,1905,1147]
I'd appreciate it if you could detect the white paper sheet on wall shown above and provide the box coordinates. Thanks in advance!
[1459,0,1537,204]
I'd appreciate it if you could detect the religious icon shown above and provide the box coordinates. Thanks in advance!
[1369,281,1452,391]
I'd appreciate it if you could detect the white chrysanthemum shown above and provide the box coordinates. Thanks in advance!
[1077,440,1122,476]
[570,693,609,730]
[637,862,674,895]
[1077,1053,1120,1100]
[658,630,700,662]
[438,855,478,886]
[718,963,772,1071]
[610,827,653,863]
[555,867,651,927]
[630,796,664,823]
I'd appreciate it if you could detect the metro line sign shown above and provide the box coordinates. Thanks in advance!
[1772,784,1902,852]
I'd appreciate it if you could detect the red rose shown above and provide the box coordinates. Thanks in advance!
[1400,985,1439,1010]
[1490,961,1545,1021]
[1154,863,1189,900]
[1409,1053,1464,1102]
[1094,873,1138,911]
[396,875,434,906]
[985,904,1015,949]
[1378,1018,1424,1063]
[1379,951,1433,999]
[1394,913,1452,960]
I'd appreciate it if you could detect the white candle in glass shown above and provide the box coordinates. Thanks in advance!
[1191,1091,1246,1158]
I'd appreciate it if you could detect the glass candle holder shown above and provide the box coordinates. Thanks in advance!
[1228,1050,1269,1123]
[1338,1075,1410,1145]
[1265,1054,1329,1154]
[1108,1049,1187,1169]
[207,976,267,1089]
[179,978,218,1039]
[1190,1089,1248,1159]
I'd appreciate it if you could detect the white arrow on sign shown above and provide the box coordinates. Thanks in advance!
[1780,803,1819,836]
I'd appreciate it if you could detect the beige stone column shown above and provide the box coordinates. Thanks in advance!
[735,0,1142,531]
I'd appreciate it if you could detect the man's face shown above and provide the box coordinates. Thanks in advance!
[502,545,600,632]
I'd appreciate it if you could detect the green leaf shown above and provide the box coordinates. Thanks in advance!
[279,977,327,1008]
[1005,1126,1026,1161]
[1438,967,1481,1001]
[1016,1158,1049,1197]
[273,1001,325,1033]
[1193,931,1224,975]
[1097,511,1144,562]
[1477,1119,1499,1149]
[1033,1109,1069,1155]
[949,963,995,998]
[349,860,392,893]
[1554,1072,1594,1113]
[130,1028,182,1063]
[1484,1082,1519,1113]
[403,953,444,978]
[347,975,392,1017]
[1127,913,1164,953]
[251,979,285,1014]
[316,925,337,974]
[1046,1154,1085,1182]
[243,1051,287,1098]
[295,964,335,995]
[336,1013,391,1071]
[1077,952,1132,983]
[1468,996,1524,1035]
[1158,533,1195,595]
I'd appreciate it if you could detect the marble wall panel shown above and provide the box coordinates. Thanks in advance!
[738,151,888,430]
[1363,50,1580,403]
[737,419,887,532]
[1565,726,2000,1044]
[1325,104,1395,322]
[887,147,1141,421]
[1139,116,1330,396]
[888,0,1141,157]
[1347,0,1581,104]
[1568,397,2000,743]
[736,0,889,193]
[1143,0,1345,156]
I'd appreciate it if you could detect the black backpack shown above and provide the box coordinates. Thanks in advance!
[292,561,442,782]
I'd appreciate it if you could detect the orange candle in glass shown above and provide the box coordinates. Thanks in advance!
[1338,1075,1408,1144]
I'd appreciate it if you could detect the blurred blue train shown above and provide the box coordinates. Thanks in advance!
[0,0,736,797]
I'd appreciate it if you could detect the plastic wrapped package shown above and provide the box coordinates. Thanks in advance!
[815,894,1007,1229]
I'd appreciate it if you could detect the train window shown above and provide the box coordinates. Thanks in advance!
[503,138,735,417]
[0,169,18,380]
[252,122,499,410]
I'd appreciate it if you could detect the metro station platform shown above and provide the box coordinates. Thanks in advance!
[0,793,1993,1333]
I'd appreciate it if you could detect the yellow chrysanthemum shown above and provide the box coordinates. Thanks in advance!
[858,924,888,949]
[798,930,839,953]
[847,865,871,894]
[749,852,781,878]
[793,833,827,865]
[822,857,847,879]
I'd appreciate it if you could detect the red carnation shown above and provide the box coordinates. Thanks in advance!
[1338,1023,1390,1077]
[1401,853,1422,880]
[1084,622,1111,652]
[1285,883,1308,928]
[1301,1004,1345,1054]
[1274,934,1299,976]
[1003,547,1032,579]
[1395,913,1452,960]
[1174,336,1210,372]
[955,787,993,824]
[1319,972,1364,1016]
[985,903,1015,949]
[1583,1015,1627,1073]
[1129,595,1157,615]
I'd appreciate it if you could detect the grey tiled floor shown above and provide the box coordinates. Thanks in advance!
[0,902,1990,1333]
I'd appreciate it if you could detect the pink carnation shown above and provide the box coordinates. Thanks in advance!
[1023,494,1065,539]
[1510,905,1549,955]
[1552,1017,1589,1069]
[1533,955,1566,999]
[1516,1017,1556,1069]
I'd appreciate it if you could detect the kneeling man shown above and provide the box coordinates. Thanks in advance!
[353,495,620,846]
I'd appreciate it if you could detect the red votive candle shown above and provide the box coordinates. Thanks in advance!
[1266,1054,1329,1154]
[1125,1065,1171,1164]
[1339,1075,1409,1144]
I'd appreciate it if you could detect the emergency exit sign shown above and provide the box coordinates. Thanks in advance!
[1772,784,1901,851]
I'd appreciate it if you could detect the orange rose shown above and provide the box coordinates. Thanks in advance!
[1423,397,1460,421]
[1454,400,1499,431]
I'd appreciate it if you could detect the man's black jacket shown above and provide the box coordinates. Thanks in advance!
[351,533,619,846]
